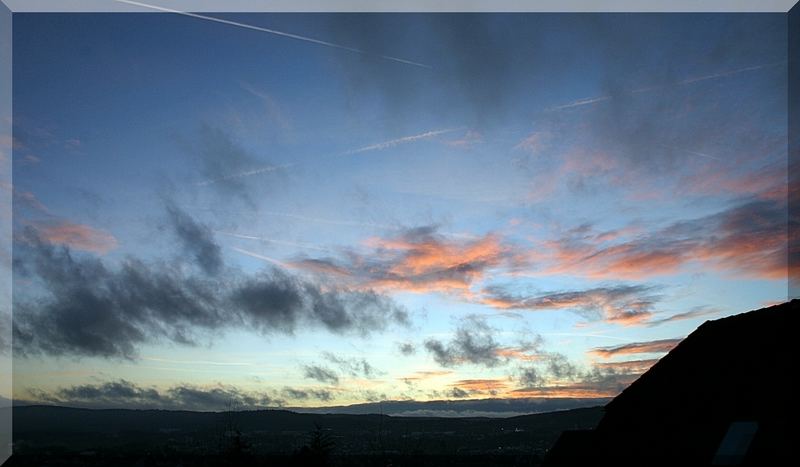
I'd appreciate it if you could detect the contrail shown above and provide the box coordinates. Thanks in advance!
[195,164,292,186]
[114,0,432,69]
[217,231,334,252]
[230,246,290,267]
[343,128,460,155]
[261,211,401,231]
[194,128,457,186]
[678,62,781,85]
[542,332,630,342]
[547,61,784,112]
[660,145,724,162]
[547,95,611,111]
[143,356,254,366]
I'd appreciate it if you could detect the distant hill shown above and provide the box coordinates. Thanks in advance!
[6,404,604,466]
[545,300,796,466]
[286,397,610,417]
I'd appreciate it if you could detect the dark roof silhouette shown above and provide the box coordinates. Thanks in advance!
[545,299,796,466]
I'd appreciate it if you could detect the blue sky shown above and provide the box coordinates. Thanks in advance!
[7,12,788,411]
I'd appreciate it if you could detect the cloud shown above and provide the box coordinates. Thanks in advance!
[166,203,223,275]
[594,358,659,373]
[480,284,660,325]
[397,370,453,382]
[452,379,509,394]
[397,342,416,356]
[280,387,334,402]
[191,125,279,206]
[445,129,482,148]
[325,15,542,127]
[293,225,520,297]
[590,338,683,359]
[12,189,49,214]
[538,198,786,280]
[31,220,118,254]
[446,387,470,398]
[646,306,719,327]
[423,316,504,368]
[518,366,544,388]
[28,379,281,411]
[321,351,380,379]
[511,351,652,398]
[231,270,410,337]
[302,365,340,385]
[13,225,409,359]
[494,346,542,362]
[508,380,634,399]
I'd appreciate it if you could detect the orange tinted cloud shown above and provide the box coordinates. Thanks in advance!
[594,358,659,373]
[645,306,718,327]
[590,338,682,359]
[452,378,509,392]
[295,226,521,296]
[508,384,626,399]
[535,198,786,281]
[398,370,454,382]
[480,285,658,326]
[36,221,118,254]
[494,347,542,361]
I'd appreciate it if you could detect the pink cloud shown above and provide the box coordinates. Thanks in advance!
[36,221,118,254]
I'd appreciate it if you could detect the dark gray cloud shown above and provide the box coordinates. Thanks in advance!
[514,352,579,390]
[232,270,410,337]
[513,351,650,396]
[165,203,223,276]
[324,14,783,138]
[0,312,9,356]
[398,342,415,356]
[543,353,579,380]
[27,379,281,411]
[446,387,470,399]
[518,366,544,388]
[303,365,340,385]
[423,316,503,368]
[321,351,380,379]
[12,225,409,359]
[280,387,333,402]
[324,15,553,129]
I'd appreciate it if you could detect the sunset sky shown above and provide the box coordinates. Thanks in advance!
[6,12,788,413]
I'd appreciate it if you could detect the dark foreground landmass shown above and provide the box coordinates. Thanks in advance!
[3,405,603,466]
[545,300,797,466]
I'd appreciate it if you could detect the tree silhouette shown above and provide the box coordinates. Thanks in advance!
[293,422,335,467]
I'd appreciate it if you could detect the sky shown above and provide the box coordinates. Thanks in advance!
[4,12,789,414]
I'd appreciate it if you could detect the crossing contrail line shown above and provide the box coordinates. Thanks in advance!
[114,0,432,69]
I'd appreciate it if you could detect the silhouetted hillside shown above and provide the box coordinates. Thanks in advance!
[5,404,603,466]
[545,300,796,466]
